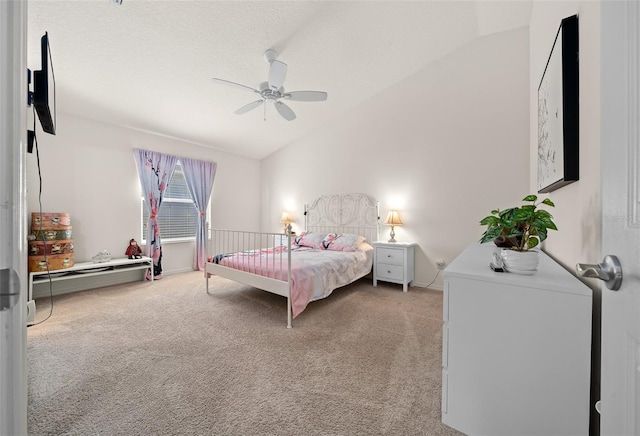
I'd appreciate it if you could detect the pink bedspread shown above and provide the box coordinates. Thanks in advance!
[215,245,373,317]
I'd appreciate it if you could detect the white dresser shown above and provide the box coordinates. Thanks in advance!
[442,243,592,436]
[372,241,416,292]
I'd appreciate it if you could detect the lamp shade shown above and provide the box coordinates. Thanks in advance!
[280,211,292,224]
[384,210,403,226]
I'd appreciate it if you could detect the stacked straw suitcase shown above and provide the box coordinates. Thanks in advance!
[28,212,74,272]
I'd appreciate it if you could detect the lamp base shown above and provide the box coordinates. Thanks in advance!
[388,226,397,243]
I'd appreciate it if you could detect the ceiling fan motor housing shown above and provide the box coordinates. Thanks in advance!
[258,81,284,100]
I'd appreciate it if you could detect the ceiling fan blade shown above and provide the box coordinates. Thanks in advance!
[274,101,296,121]
[234,99,264,115]
[268,60,287,91]
[212,78,259,94]
[284,91,328,102]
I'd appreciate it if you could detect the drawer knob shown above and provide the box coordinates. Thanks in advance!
[387,254,391,258]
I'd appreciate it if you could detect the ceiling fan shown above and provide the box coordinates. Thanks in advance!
[212,49,328,121]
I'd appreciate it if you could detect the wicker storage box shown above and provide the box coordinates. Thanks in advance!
[29,228,73,241]
[28,253,75,272]
[28,239,74,256]
[31,212,72,230]
[28,212,74,272]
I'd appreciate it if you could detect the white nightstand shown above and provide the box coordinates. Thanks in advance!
[273,233,296,247]
[372,241,416,292]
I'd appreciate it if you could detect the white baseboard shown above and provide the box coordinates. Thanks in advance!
[163,267,195,276]
[26,300,35,323]
[412,281,443,291]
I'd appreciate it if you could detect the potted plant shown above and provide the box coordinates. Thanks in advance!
[479,195,558,273]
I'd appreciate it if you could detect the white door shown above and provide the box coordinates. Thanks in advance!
[0,0,28,434]
[599,1,640,434]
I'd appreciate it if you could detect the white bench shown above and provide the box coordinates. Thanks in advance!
[28,256,153,301]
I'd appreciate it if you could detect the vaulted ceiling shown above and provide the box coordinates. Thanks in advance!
[27,1,531,160]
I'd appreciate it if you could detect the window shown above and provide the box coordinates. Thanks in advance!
[141,161,210,243]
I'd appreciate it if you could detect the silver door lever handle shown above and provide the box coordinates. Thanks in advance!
[576,255,622,291]
[575,263,610,280]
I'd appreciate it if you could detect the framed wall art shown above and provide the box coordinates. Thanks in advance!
[537,14,579,193]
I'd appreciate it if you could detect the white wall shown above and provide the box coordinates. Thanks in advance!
[529,3,601,434]
[529,1,601,278]
[261,27,530,290]
[26,113,261,274]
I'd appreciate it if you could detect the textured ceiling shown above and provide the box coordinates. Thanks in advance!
[27,1,531,160]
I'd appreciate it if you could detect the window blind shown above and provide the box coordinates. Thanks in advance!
[142,162,201,242]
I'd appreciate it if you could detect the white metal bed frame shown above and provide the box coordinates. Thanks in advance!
[205,193,379,328]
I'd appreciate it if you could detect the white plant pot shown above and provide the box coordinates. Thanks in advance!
[501,248,540,274]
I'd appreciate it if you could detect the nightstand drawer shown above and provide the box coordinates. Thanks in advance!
[376,247,404,265]
[376,263,404,281]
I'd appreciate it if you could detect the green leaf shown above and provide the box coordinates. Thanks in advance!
[480,227,502,243]
[523,195,537,202]
[506,229,523,238]
[537,229,548,242]
[491,209,500,215]
[541,198,555,207]
[527,237,539,249]
[480,216,500,226]
[499,208,516,218]
[535,209,552,219]
[535,216,557,230]
[490,226,502,236]
[513,209,533,221]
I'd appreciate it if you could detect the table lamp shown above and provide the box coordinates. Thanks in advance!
[280,211,292,233]
[384,210,402,243]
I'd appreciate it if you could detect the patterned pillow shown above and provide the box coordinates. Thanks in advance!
[294,232,326,249]
[322,232,339,249]
[325,233,366,252]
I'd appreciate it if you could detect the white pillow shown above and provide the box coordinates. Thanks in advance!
[294,232,326,249]
[325,233,366,252]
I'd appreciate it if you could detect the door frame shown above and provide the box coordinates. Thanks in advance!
[0,0,28,434]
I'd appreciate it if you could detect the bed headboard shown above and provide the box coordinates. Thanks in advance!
[304,193,380,243]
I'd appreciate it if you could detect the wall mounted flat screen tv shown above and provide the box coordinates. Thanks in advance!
[33,32,56,135]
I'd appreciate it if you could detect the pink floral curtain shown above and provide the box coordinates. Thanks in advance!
[133,149,178,280]
[180,157,217,272]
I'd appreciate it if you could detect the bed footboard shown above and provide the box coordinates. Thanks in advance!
[206,228,293,328]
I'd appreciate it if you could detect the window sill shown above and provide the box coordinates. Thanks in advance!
[141,238,195,245]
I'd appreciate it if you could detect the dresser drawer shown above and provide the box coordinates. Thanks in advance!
[376,247,404,265]
[376,263,404,281]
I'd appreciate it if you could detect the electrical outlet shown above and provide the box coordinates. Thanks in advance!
[436,259,446,269]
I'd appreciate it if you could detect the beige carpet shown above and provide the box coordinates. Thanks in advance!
[27,271,462,436]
